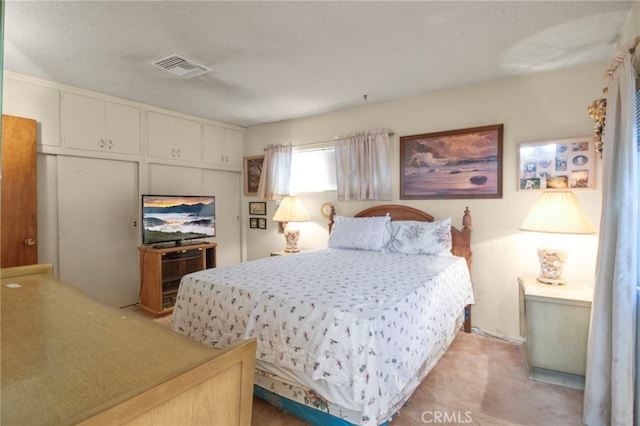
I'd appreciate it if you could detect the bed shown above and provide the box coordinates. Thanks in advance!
[172,204,474,426]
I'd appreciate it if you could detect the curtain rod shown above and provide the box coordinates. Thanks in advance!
[292,131,395,149]
[604,35,640,81]
[629,35,640,54]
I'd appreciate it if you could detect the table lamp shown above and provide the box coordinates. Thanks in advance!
[272,196,310,253]
[519,191,596,285]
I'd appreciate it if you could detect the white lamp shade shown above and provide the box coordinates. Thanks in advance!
[520,191,596,234]
[272,196,310,223]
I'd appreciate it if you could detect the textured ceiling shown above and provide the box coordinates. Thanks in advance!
[3,1,633,128]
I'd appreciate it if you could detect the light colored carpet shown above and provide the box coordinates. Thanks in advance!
[388,331,583,426]
[145,311,583,426]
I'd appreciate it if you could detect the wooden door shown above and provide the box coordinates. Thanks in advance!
[1,115,38,267]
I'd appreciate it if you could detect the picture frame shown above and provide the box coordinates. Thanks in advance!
[517,137,595,191]
[257,218,267,229]
[244,155,264,196]
[249,218,258,229]
[249,201,266,215]
[400,124,503,199]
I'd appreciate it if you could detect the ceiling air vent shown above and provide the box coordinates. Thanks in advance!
[152,54,210,79]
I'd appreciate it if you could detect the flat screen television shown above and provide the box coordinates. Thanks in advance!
[142,195,215,247]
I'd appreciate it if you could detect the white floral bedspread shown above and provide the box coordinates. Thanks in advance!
[172,248,474,426]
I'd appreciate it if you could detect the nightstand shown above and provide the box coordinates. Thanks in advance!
[518,276,593,389]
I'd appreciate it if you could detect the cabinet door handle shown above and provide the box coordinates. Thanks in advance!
[24,238,36,246]
[108,139,113,149]
[99,138,105,148]
[225,155,229,163]
[171,148,176,157]
[177,149,182,158]
[221,155,224,162]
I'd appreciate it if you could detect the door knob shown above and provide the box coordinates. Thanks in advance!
[24,238,36,246]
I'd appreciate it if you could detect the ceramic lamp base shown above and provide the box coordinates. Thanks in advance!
[536,276,567,286]
[537,248,568,285]
[283,223,300,253]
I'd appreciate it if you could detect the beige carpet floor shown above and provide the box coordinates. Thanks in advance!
[147,312,583,426]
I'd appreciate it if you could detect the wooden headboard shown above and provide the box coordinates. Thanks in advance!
[329,204,473,332]
[329,204,472,272]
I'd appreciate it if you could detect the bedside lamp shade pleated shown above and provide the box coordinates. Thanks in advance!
[520,191,596,285]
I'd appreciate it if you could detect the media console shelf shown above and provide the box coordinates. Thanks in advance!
[139,242,217,316]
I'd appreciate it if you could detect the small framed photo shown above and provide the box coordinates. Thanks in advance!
[518,137,595,191]
[258,218,267,229]
[249,218,258,229]
[244,155,264,196]
[249,201,266,215]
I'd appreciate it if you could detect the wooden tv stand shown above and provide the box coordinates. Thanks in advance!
[139,242,217,316]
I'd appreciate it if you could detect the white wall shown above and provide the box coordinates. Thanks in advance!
[245,62,606,340]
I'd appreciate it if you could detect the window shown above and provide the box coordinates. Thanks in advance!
[290,147,337,193]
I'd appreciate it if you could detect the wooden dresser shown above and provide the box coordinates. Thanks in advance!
[1,264,256,426]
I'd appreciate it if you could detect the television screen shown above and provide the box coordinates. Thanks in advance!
[142,195,215,246]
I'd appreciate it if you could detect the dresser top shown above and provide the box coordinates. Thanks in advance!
[518,276,593,305]
[1,265,219,425]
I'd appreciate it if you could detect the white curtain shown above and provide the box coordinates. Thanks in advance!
[583,48,639,426]
[257,144,292,200]
[335,128,392,201]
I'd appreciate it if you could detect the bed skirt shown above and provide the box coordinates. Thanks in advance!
[253,313,465,426]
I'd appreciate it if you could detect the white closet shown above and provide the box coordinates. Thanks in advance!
[58,156,139,307]
[4,72,245,306]
[203,168,242,266]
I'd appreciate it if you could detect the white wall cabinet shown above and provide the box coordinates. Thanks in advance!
[2,77,61,147]
[147,111,202,162]
[203,124,243,168]
[8,72,245,308]
[61,92,141,155]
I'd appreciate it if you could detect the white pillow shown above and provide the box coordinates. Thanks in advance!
[328,215,391,251]
[385,218,452,255]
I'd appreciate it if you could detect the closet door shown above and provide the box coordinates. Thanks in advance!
[58,156,139,307]
[203,169,241,266]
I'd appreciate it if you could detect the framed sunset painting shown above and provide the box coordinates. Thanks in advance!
[400,124,503,199]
